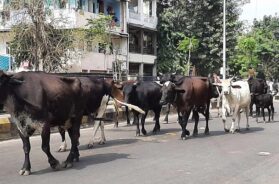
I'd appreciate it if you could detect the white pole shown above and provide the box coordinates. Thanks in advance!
[223,0,226,79]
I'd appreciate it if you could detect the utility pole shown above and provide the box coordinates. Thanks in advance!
[222,0,226,79]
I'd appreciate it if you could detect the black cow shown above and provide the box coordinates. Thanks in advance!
[254,93,274,123]
[160,77,219,139]
[0,71,85,175]
[248,78,268,116]
[58,77,126,150]
[123,81,162,136]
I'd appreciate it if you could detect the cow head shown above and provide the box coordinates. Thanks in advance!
[123,82,138,104]
[159,72,177,84]
[0,71,23,103]
[159,81,185,105]
[221,78,241,96]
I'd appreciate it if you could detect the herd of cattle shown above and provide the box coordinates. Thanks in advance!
[0,70,278,176]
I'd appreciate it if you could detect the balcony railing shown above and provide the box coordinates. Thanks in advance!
[0,8,124,34]
[128,10,158,29]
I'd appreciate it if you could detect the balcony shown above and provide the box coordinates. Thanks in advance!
[0,8,123,34]
[128,10,158,30]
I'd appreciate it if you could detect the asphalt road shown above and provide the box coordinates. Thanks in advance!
[1,102,279,184]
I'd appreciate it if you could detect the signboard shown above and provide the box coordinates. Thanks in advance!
[0,55,11,71]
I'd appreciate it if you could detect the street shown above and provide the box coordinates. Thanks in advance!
[1,102,279,184]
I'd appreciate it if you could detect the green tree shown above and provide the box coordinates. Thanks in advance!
[6,0,74,72]
[157,0,243,76]
[229,15,279,79]
[177,36,199,75]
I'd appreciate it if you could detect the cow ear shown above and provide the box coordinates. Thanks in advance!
[231,85,241,89]
[174,87,185,93]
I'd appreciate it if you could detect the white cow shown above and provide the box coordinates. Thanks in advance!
[220,79,251,133]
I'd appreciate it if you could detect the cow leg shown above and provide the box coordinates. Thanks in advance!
[58,127,67,152]
[245,106,250,130]
[192,110,199,137]
[249,101,253,116]
[18,130,31,176]
[271,103,274,121]
[222,103,229,132]
[135,112,140,136]
[41,123,60,170]
[267,107,271,122]
[262,107,266,123]
[164,103,171,123]
[153,108,161,134]
[204,102,210,135]
[236,109,241,132]
[88,120,100,149]
[179,111,191,140]
[125,106,131,125]
[62,118,81,168]
[132,111,137,125]
[230,106,240,133]
[99,121,106,144]
[141,111,148,136]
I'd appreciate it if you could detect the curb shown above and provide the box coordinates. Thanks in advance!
[0,105,174,141]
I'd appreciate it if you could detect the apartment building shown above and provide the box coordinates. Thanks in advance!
[0,0,158,79]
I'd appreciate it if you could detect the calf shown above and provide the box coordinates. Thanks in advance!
[254,93,274,123]
[220,79,251,133]
[248,78,268,116]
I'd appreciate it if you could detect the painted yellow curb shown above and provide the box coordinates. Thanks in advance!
[0,118,11,133]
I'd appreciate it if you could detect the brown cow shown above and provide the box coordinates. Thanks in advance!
[160,76,219,139]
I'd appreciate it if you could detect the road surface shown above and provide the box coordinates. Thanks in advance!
[0,102,279,184]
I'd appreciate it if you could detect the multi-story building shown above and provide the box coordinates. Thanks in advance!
[0,0,158,79]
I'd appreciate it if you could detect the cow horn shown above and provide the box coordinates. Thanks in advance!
[113,98,145,114]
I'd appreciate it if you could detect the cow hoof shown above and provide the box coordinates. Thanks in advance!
[58,146,67,152]
[142,130,147,136]
[230,129,235,134]
[235,128,241,132]
[19,169,31,176]
[246,127,250,131]
[99,141,105,145]
[87,144,94,149]
[204,131,210,135]
[185,130,190,136]
[50,159,60,170]
[224,128,230,133]
[61,161,73,168]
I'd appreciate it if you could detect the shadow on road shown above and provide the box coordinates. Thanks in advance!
[78,138,139,150]
[32,153,130,175]
[192,126,265,139]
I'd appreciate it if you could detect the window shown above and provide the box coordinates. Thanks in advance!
[143,31,154,55]
[129,28,141,53]
[129,63,140,75]
[143,0,152,16]
[128,0,138,13]
[144,64,153,76]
